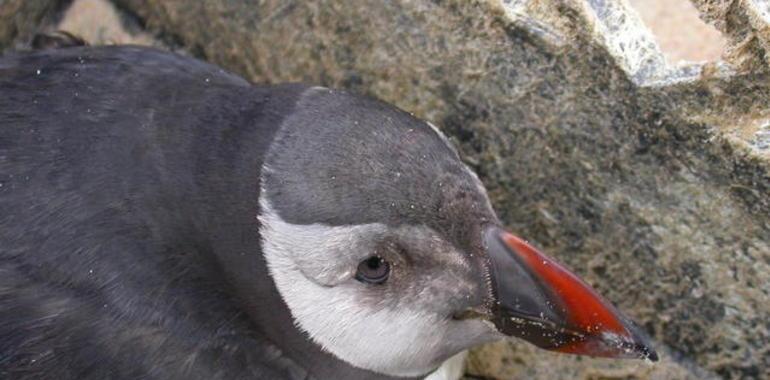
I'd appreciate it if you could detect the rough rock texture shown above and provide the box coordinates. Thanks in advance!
[0,0,66,51]
[691,0,770,72]
[7,0,770,379]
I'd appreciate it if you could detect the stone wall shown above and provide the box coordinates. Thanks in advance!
[3,1,768,379]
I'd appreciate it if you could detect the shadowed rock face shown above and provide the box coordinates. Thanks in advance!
[4,0,769,379]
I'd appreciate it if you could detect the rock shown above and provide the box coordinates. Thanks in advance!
[0,0,62,51]
[691,0,770,72]
[55,0,156,47]
[15,0,770,378]
[627,0,726,63]
[0,0,157,52]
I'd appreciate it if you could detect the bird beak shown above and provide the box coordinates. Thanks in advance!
[482,226,658,361]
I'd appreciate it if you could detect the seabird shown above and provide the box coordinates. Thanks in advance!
[0,45,656,380]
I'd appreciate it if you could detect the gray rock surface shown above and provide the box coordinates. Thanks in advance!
[6,0,770,379]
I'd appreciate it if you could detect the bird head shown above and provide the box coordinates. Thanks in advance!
[258,87,656,377]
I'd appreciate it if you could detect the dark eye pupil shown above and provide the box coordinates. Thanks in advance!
[356,256,390,284]
[366,257,381,270]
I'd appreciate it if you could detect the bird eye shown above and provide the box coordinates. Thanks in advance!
[355,256,390,284]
